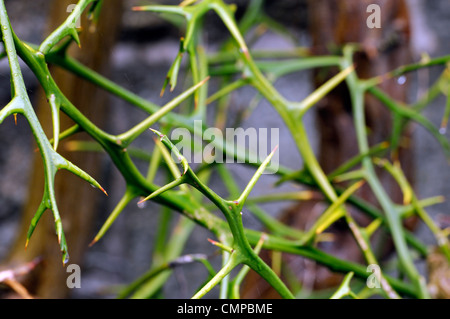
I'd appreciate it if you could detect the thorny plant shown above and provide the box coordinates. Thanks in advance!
[0,0,449,299]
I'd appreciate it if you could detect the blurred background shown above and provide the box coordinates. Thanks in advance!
[0,0,448,298]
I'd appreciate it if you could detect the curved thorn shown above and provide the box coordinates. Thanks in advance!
[69,27,81,48]
[48,94,60,151]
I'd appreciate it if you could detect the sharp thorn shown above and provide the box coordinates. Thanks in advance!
[137,198,147,205]
[207,238,218,245]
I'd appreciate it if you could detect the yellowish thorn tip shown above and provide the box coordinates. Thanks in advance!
[88,238,98,247]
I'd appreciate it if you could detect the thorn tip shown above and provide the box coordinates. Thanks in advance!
[100,186,108,196]
[88,238,97,247]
